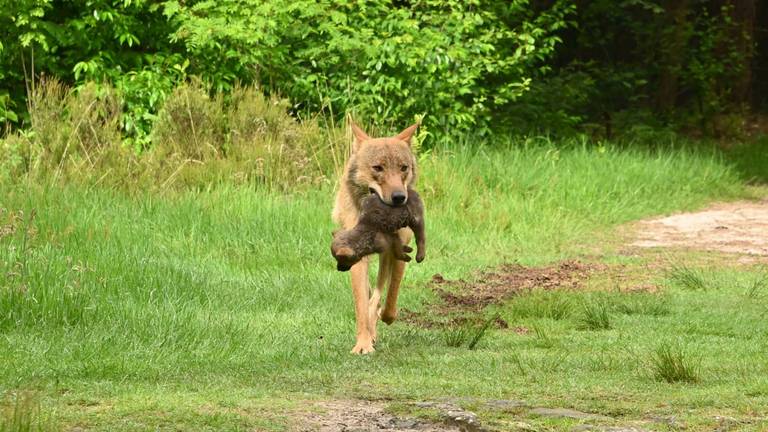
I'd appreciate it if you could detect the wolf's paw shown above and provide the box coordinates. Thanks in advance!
[350,339,375,355]
[416,250,425,263]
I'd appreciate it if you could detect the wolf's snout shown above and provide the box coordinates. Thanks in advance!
[391,191,406,206]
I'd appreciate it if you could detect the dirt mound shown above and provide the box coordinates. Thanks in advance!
[632,200,768,256]
[403,260,604,328]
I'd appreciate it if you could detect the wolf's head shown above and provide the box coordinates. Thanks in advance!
[347,121,418,207]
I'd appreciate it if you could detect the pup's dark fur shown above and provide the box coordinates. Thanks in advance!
[331,188,426,272]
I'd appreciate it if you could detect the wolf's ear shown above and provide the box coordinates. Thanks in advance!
[395,123,419,145]
[350,120,370,153]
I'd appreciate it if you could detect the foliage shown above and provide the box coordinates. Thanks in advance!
[165,0,574,134]
[518,0,759,137]
[1,0,765,143]
[0,0,573,138]
[0,0,178,132]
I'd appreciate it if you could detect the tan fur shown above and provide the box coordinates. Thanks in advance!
[332,120,419,354]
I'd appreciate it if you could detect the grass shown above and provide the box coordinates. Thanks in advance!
[509,292,573,320]
[578,300,612,330]
[440,315,495,349]
[611,292,671,316]
[1,138,767,431]
[651,343,702,384]
[442,325,471,348]
[667,263,710,290]
[744,270,768,299]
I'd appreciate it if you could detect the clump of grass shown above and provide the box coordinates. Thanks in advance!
[667,264,708,290]
[151,78,227,160]
[613,293,671,316]
[578,301,612,330]
[744,271,768,299]
[441,315,496,349]
[510,292,573,321]
[23,78,129,180]
[442,325,471,348]
[531,324,556,348]
[651,343,701,383]
[467,315,496,350]
[4,78,345,190]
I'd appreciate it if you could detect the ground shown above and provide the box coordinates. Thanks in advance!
[294,199,768,432]
[632,199,768,256]
[2,144,765,432]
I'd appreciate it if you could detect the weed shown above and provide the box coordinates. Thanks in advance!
[441,315,496,350]
[613,293,671,316]
[651,343,701,383]
[511,292,573,321]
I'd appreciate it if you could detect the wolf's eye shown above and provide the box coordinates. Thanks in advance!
[400,165,409,172]
[373,165,384,173]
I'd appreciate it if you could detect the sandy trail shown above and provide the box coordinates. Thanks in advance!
[631,199,768,256]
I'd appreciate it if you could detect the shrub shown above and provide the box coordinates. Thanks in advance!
[167,0,574,134]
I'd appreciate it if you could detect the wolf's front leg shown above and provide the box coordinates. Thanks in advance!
[349,257,374,354]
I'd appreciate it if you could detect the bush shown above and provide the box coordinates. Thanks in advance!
[141,0,575,134]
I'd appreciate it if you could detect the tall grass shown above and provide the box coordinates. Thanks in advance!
[0,79,348,190]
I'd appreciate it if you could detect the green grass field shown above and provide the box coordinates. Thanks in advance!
[2,140,767,431]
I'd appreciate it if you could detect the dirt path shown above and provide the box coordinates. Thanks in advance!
[292,400,467,432]
[631,199,768,256]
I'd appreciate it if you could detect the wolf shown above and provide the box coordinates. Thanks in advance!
[332,121,420,354]
[331,187,426,271]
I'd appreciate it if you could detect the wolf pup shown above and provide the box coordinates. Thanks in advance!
[332,120,421,354]
[331,188,426,272]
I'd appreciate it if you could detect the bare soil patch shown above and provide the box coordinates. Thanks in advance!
[631,199,768,256]
[291,400,464,432]
[403,199,768,329]
[402,260,606,328]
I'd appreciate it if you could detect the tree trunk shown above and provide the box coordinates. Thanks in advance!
[728,0,757,108]
[656,0,691,113]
